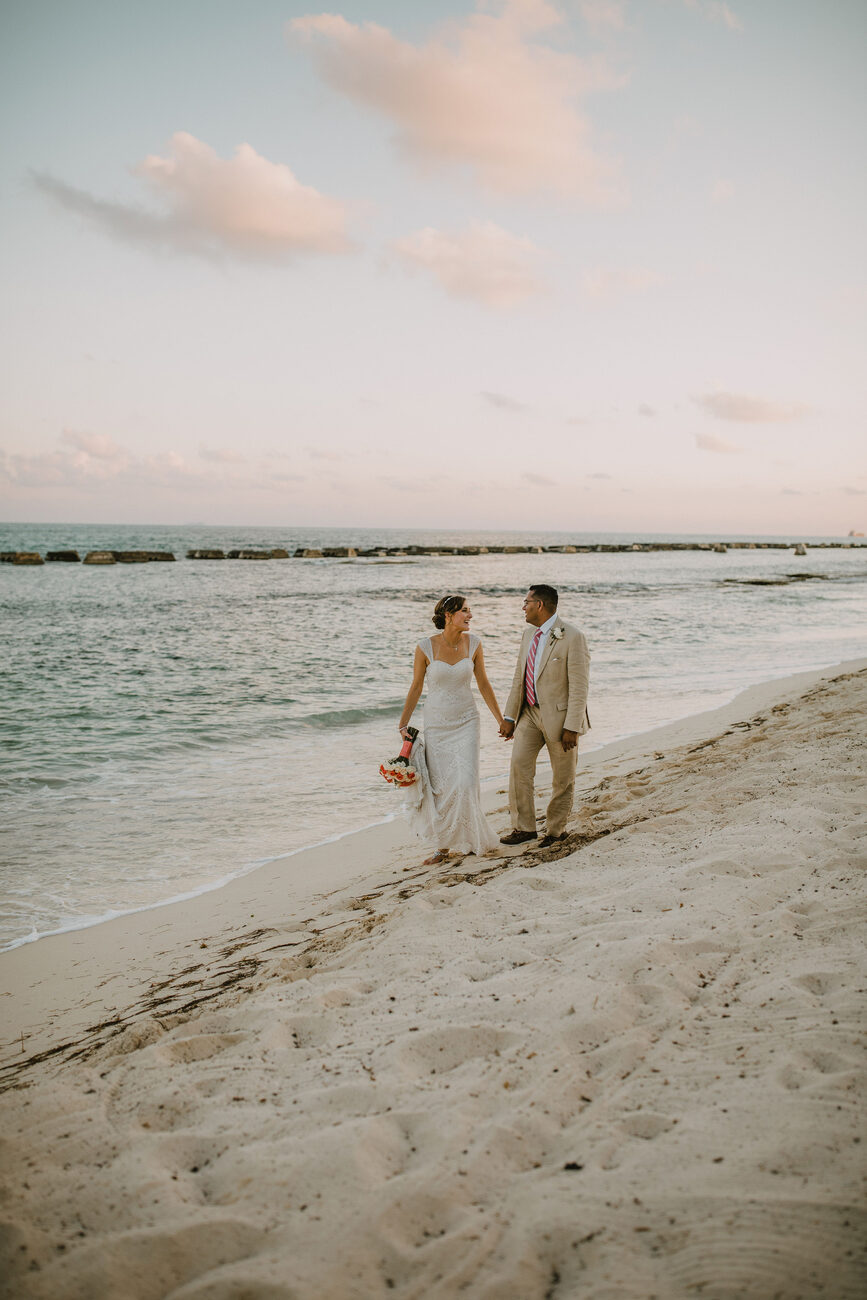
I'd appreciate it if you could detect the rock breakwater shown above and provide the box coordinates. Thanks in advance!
[1,539,864,570]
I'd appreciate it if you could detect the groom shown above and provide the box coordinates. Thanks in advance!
[499,584,591,848]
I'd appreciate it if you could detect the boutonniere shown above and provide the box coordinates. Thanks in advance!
[551,626,564,641]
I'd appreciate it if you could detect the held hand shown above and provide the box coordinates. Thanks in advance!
[499,720,515,740]
[399,725,410,739]
[561,729,578,752]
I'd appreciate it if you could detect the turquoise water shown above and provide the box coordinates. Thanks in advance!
[2,525,865,949]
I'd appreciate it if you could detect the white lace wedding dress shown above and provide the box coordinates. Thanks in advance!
[405,634,498,855]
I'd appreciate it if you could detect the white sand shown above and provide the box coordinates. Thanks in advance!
[1,661,865,1299]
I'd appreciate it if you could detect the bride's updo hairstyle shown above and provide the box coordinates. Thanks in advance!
[432,595,466,629]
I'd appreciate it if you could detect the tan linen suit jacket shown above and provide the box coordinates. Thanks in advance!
[504,619,591,741]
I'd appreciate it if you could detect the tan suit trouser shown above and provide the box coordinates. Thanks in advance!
[509,705,578,837]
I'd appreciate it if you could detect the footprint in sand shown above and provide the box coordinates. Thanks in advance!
[792,970,845,998]
[618,1110,677,1140]
[785,900,822,921]
[688,856,751,879]
[392,1025,518,1079]
[374,1186,460,1254]
[157,1032,247,1064]
[262,1014,337,1051]
[127,1092,200,1132]
[520,876,563,892]
[628,982,686,1021]
[351,1114,413,1185]
[777,1043,858,1092]
[796,1046,856,1076]
[156,1133,227,1179]
[19,1218,266,1300]
[314,986,361,1009]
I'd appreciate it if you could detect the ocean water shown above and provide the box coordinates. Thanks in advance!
[2,524,865,950]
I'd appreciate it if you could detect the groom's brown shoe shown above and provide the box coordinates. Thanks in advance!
[499,829,537,845]
[538,832,567,849]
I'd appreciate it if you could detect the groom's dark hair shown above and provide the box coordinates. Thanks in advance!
[529,584,558,611]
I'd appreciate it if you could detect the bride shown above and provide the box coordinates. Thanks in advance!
[398,594,503,865]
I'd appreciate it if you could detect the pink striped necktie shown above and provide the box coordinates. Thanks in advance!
[524,628,543,707]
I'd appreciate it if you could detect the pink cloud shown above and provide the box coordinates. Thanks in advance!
[135,451,205,487]
[693,392,811,423]
[394,221,544,307]
[60,429,127,461]
[0,447,94,489]
[270,472,306,485]
[695,432,742,454]
[1,431,135,487]
[2,436,224,492]
[137,133,352,255]
[481,391,528,411]
[36,133,353,261]
[306,445,343,461]
[0,436,326,509]
[199,445,248,464]
[290,4,626,200]
[381,473,451,493]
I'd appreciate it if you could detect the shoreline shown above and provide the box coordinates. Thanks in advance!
[3,655,864,1082]
[0,812,402,957]
[4,653,862,960]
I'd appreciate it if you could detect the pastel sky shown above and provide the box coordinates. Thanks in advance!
[1,0,864,533]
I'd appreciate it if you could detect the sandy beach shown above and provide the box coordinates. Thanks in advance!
[1,660,865,1299]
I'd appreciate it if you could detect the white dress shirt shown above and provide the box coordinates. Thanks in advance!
[505,611,558,722]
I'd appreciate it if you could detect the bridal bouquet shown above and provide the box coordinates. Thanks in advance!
[380,725,419,787]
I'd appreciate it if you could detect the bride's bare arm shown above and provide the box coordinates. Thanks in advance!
[472,644,504,728]
[398,646,428,734]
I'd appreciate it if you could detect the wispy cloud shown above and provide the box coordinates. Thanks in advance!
[587,471,612,479]
[306,445,343,461]
[638,403,656,417]
[36,132,353,261]
[522,471,556,486]
[290,3,626,201]
[380,473,451,493]
[0,432,307,495]
[199,445,248,464]
[710,178,735,203]
[61,429,126,461]
[695,431,742,454]
[393,221,544,307]
[0,439,204,491]
[841,486,867,496]
[0,446,94,490]
[270,471,306,484]
[582,267,663,302]
[693,391,810,423]
[481,391,527,411]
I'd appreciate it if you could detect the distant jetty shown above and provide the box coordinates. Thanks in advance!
[1,539,865,567]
